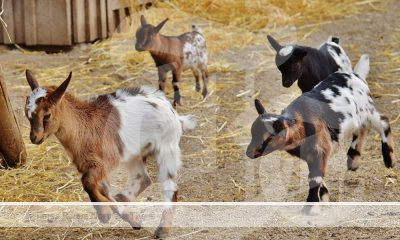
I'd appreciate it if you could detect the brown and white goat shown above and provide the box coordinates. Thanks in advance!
[135,15,209,106]
[246,55,395,215]
[24,70,196,238]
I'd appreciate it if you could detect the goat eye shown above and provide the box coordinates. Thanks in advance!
[43,114,51,125]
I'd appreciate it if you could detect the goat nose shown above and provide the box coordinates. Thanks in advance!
[30,133,37,143]
[246,150,254,159]
[135,44,143,51]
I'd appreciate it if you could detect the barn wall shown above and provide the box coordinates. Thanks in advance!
[0,0,156,46]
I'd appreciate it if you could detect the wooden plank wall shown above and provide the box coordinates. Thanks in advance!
[0,0,155,46]
[23,0,37,45]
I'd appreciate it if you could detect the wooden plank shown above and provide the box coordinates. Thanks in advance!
[35,0,51,45]
[108,0,121,10]
[118,7,125,29]
[13,0,25,44]
[107,0,116,35]
[107,0,131,35]
[0,70,26,168]
[2,0,14,44]
[86,0,98,42]
[23,0,37,46]
[36,0,72,45]
[51,0,72,45]
[98,0,107,38]
[72,0,86,43]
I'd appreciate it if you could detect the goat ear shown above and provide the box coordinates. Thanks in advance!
[140,15,147,26]
[48,72,72,104]
[293,47,307,59]
[273,117,295,133]
[155,18,169,33]
[26,70,39,90]
[267,35,282,52]
[331,36,339,44]
[255,99,266,115]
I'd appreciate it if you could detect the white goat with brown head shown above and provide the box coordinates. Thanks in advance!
[135,15,209,106]
[24,70,196,238]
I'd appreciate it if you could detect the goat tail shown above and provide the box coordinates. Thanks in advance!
[354,54,370,80]
[328,36,340,44]
[192,24,203,34]
[179,114,196,131]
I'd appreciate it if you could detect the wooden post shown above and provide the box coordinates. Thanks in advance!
[0,69,26,168]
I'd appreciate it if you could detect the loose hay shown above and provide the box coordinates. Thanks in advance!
[0,0,397,211]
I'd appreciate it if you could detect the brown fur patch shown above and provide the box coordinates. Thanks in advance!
[52,92,122,173]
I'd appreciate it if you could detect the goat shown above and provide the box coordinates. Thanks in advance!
[246,55,395,215]
[267,35,352,93]
[24,70,196,238]
[135,15,209,106]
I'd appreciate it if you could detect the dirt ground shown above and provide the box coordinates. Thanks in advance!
[1,0,400,239]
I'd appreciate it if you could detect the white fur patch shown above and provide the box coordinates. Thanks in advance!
[262,117,278,122]
[321,73,386,143]
[162,179,177,201]
[182,33,208,71]
[326,42,352,73]
[162,179,177,209]
[110,85,187,203]
[27,87,47,118]
[192,24,203,34]
[279,45,294,56]
[111,86,183,163]
[309,176,323,184]
[116,206,125,215]
[354,54,370,81]
[179,115,196,131]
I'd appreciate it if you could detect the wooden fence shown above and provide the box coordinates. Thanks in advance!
[0,0,155,46]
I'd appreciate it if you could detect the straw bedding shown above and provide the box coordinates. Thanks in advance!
[0,0,397,209]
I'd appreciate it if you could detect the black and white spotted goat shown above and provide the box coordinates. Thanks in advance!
[267,35,351,93]
[246,54,395,214]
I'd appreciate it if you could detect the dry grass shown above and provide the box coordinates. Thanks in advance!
[2,1,400,239]
[0,0,395,206]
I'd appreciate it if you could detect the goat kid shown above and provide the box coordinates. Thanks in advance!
[267,35,351,93]
[246,55,395,215]
[24,70,196,239]
[135,15,209,106]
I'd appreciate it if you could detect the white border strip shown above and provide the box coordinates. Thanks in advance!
[1,202,400,206]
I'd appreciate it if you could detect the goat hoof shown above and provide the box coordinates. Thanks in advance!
[301,205,320,216]
[348,165,359,171]
[97,213,112,223]
[114,193,130,202]
[173,100,181,108]
[195,83,201,92]
[202,90,208,99]
[131,224,141,230]
[173,99,181,106]
[154,227,169,239]
[173,92,181,105]
[347,158,360,171]
[122,215,142,230]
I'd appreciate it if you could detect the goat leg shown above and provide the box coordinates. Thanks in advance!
[201,69,209,99]
[172,69,182,106]
[82,168,142,229]
[347,127,367,171]
[192,69,201,92]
